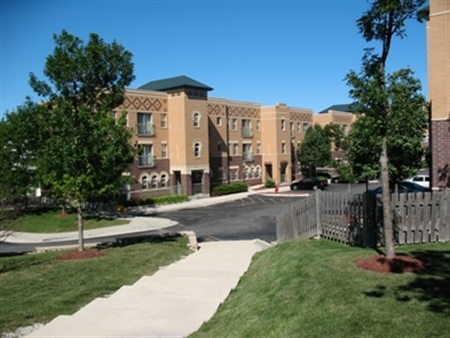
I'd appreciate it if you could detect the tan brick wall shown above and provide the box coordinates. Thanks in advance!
[428,0,450,188]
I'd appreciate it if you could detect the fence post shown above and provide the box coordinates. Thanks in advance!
[315,188,322,238]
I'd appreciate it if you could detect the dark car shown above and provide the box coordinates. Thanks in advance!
[368,181,429,195]
[290,177,328,191]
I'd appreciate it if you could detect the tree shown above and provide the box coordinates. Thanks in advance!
[0,100,43,237]
[298,124,331,176]
[29,30,136,251]
[346,0,427,258]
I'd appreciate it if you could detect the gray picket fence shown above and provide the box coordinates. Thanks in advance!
[277,189,450,247]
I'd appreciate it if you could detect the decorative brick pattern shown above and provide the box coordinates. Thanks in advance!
[227,106,259,118]
[207,104,226,116]
[290,112,313,122]
[119,96,167,112]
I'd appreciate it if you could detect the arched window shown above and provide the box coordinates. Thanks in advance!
[250,167,255,179]
[160,174,167,188]
[244,167,249,180]
[151,174,158,189]
[141,175,148,190]
[194,141,201,158]
[256,166,262,179]
[193,111,201,128]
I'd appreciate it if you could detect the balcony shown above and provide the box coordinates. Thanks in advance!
[138,154,156,168]
[242,151,254,162]
[241,127,253,138]
[136,123,156,136]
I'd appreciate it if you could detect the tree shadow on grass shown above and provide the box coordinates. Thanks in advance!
[394,249,450,314]
[363,249,450,315]
[97,232,183,249]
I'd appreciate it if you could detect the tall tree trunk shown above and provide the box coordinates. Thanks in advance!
[76,201,85,252]
[380,137,395,258]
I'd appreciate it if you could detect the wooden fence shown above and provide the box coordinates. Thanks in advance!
[277,189,450,247]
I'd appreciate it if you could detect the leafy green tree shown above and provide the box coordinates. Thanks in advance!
[0,100,42,207]
[324,123,345,152]
[0,100,43,235]
[346,0,427,258]
[29,30,136,251]
[298,124,331,176]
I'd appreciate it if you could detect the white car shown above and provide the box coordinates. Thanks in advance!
[404,175,430,188]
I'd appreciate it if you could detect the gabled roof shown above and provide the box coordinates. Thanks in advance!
[318,104,354,114]
[138,76,213,92]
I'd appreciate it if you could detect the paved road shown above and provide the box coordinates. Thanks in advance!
[0,183,375,254]
[157,194,301,243]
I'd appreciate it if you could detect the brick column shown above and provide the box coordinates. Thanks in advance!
[431,118,450,189]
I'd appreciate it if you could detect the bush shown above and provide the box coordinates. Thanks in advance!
[124,195,189,207]
[264,179,276,188]
[212,183,248,196]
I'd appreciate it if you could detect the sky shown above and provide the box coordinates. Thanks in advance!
[0,0,429,118]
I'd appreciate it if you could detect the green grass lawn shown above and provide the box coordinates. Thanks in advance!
[1,207,129,233]
[0,236,191,335]
[191,240,450,338]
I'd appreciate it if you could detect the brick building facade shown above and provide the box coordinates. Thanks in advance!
[114,76,347,199]
[428,0,450,189]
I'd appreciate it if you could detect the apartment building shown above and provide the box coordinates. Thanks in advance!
[428,0,450,189]
[314,104,356,160]
[114,75,316,198]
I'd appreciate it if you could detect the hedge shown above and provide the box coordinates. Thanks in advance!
[212,183,248,196]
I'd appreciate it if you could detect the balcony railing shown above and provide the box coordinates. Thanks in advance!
[241,127,253,138]
[138,154,156,168]
[136,123,156,136]
[242,151,254,162]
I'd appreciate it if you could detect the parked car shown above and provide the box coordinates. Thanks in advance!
[368,181,429,195]
[290,177,328,191]
[404,174,430,188]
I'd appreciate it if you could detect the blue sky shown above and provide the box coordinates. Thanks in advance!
[1,0,428,118]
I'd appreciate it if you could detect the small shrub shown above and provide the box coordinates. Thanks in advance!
[212,183,248,196]
[124,195,188,207]
[264,179,276,188]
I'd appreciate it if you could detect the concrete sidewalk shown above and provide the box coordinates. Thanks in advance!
[27,239,272,338]
[0,217,177,244]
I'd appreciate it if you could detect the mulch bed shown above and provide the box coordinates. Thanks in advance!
[357,254,426,273]
[55,249,108,260]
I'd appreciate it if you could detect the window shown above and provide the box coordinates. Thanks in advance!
[281,119,285,131]
[194,142,201,157]
[160,174,167,188]
[161,143,167,158]
[303,123,309,132]
[141,175,148,190]
[297,122,301,133]
[234,169,239,181]
[250,167,255,179]
[161,114,167,128]
[233,143,238,155]
[138,144,154,167]
[257,143,261,154]
[193,111,201,128]
[218,167,225,180]
[217,141,222,152]
[137,113,154,135]
[281,142,286,154]
[216,117,222,126]
[256,120,260,131]
[150,175,158,189]
[256,166,262,179]
[244,167,249,180]
[343,124,348,136]
[232,118,237,130]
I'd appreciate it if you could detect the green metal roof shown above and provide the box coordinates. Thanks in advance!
[318,104,354,114]
[138,76,213,92]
